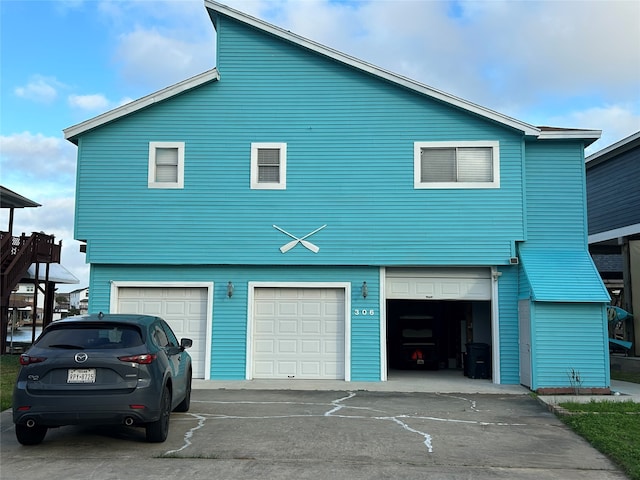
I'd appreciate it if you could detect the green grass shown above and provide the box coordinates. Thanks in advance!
[1,354,20,411]
[560,399,640,413]
[559,401,640,480]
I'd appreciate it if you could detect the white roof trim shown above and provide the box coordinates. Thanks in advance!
[538,129,601,141]
[205,1,541,137]
[64,69,220,142]
[589,223,640,244]
[586,130,640,165]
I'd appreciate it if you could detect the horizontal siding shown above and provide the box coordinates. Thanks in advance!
[524,141,589,247]
[75,15,526,267]
[531,303,609,389]
[587,147,640,234]
[497,266,520,384]
[90,264,380,381]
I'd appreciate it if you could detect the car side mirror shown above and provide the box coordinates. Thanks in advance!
[180,338,193,350]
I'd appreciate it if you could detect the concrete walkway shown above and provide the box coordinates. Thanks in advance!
[193,370,529,394]
[194,370,640,405]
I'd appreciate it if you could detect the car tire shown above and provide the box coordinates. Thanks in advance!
[146,386,171,443]
[15,424,48,446]
[174,369,192,413]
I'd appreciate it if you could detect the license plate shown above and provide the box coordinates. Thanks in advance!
[67,369,96,383]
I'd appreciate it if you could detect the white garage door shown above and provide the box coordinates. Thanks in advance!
[253,288,345,379]
[116,287,208,378]
[386,268,492,300]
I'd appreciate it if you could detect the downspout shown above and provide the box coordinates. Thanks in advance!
[491,266,501,384]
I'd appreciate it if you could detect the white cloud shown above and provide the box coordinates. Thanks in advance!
[0,132,86,290]
[117,96,135,107]
[68,93,110,110]
[571,105,640,156]
[14,75,65,104]
[114,27,214,90]
[0,132,77,189]
[95,0,215,92]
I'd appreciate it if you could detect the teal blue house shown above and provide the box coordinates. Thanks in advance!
[64,1,610,392]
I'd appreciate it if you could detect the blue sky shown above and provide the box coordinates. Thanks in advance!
[1,0,639,291]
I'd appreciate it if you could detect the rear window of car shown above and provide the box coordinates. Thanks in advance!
[36,325,144,349]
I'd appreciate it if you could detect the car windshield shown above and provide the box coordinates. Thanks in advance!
[36,325,144,349]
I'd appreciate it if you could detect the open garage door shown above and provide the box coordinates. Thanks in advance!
[115,286,208,379]
[386,268,492,300]
[252,287,345,379]
[385,268,493,376]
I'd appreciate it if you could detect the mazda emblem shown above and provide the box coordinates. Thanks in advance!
[75,352,88,363]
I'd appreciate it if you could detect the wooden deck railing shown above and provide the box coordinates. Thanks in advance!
[0,232,62,305]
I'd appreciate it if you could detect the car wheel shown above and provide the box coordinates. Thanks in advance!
[174,369,192,413]
[15,424,48,446]
[146,386,171,443]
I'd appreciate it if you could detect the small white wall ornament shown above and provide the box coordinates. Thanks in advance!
[273,224,327,253]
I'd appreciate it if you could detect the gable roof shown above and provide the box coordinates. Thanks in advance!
[206,1,601,144]
[64,1,600,145]
[64,69,219,143]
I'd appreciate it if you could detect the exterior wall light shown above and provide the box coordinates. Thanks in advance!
[227,281,234,298]
[361,281,368,299]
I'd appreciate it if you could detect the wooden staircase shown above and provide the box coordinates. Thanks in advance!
[1,231,61,352]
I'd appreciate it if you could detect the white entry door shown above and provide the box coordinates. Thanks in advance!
[252,287,345,379]
[518,299,532,388]
[116,286,208,378]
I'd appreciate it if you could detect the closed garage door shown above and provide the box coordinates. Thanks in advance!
[117,287,208,378]
[253,288,345,379]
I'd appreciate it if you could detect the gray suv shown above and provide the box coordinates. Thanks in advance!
[13,313,193,445]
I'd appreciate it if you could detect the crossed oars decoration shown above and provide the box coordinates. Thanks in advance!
[273,224,327,253]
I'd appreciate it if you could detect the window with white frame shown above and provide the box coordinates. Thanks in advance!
[251,143,287,190]
[148,142,184,189]
[414,141,500,189]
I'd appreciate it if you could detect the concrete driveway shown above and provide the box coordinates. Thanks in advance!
[0,388,627,480]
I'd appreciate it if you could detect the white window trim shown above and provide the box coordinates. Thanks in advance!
[414,141,500,189]
[148,141,185,189]
[250,142,287,190]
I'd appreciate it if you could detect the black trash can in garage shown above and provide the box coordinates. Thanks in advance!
[464,343,491,379]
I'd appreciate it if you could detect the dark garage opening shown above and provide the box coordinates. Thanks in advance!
[386,299,492,377]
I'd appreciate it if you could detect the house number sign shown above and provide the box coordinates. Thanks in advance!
[354,309,376,316]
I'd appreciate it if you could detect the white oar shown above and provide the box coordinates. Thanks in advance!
[273,224,327,253]
[275,226,320,253]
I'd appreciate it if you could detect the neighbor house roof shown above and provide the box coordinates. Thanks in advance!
[585,130,640,168]
[0,186,41,209]
[64,1,600,145]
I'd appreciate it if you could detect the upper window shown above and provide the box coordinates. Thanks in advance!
[251,143,287,190]
[414,141,500,189]
[148,142,184,189]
